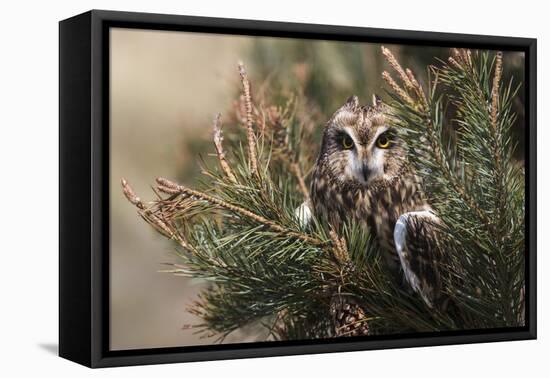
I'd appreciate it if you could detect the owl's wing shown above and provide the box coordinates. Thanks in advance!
[393,210,443,308]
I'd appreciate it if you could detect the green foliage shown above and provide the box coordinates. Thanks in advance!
[384,48,525,327]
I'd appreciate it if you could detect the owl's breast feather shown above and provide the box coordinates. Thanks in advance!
[295,201,313,229]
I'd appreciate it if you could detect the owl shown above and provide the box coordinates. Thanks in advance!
[306,95,444,309]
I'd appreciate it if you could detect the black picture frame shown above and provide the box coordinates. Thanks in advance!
[59,9,537,368]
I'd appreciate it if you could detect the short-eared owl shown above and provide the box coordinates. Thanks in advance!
[307,95,444,308]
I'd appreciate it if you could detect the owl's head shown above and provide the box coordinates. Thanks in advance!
[317,95,406,189]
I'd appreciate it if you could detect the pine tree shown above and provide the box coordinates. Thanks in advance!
[121,48,525,341]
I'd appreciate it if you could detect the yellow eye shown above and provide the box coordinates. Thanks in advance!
[342,135,354,149]
[376,134,391,149]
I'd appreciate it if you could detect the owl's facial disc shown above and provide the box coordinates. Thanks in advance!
[343,126,400,186]
[318,98,405,190]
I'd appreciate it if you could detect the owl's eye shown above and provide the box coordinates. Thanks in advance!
[342,135,354,150]
[376,134,392,149]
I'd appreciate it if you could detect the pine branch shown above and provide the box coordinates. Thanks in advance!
[264,99,311,201]
[382,47,525,327]
[121,51,525,340]
[382,46,492,229]
[155,177,325,247]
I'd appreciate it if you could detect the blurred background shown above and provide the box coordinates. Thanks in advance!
[110,28,525,350]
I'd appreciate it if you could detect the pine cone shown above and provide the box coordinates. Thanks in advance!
[330,295,370,337]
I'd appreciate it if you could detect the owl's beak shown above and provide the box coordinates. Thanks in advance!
[362,163,371,182]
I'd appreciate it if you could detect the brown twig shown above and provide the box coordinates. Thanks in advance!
[290,162,310,201]
[491,52,503,133]
[121,178,196,253]
[329,229,350,264]
[490,52,504,226]
[381,46,413,89]
[448,56,461,70]
[212,113,237,183]
[121,178,145,209]
[156,177,325,247]
[264,101,311,201]
[382,71,414,106]
[238,62,258,174]
[450,48,473,69]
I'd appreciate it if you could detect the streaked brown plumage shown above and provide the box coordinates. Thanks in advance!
[310,95,444,309]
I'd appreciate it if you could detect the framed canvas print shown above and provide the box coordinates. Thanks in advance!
[59,10,537,368]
